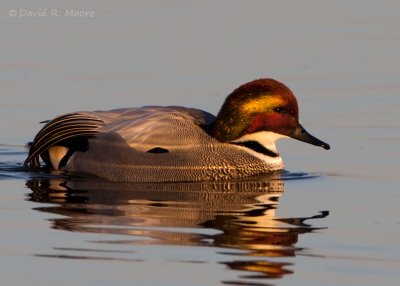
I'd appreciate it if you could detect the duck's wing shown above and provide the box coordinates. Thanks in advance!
[96,106,217,152]
[25,106,216,168]
[24,113,105,167]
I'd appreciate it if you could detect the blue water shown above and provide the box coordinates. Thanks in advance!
[1,1,400,285]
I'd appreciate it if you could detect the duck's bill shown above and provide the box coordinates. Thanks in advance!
[290,124,330,150]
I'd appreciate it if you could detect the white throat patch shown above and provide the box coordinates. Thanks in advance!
[231,131,288,154]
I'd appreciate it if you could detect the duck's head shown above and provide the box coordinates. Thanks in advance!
[208,78,330,153]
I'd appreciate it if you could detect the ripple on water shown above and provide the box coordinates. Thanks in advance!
[0,145,30,180]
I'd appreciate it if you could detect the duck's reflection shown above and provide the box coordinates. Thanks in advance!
[26,174,328,284]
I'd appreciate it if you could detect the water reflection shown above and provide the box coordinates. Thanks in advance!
[26,173,328,285]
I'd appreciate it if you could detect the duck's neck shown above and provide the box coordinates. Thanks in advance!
[206,113,247,142]
[207,116,285,158]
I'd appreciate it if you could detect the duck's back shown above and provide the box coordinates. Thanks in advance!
[93,106,216,151]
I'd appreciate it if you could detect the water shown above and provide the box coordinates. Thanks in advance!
[1,1,400,285]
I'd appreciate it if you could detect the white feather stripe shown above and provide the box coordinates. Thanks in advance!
[231,131,288,153]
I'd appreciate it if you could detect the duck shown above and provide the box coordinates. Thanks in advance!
[24,78,330,182]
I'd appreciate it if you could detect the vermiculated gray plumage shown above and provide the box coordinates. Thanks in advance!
[25,107,282,182]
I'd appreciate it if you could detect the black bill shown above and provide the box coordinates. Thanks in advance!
[290,124,330,150]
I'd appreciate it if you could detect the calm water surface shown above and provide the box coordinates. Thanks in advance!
[1,1,400,285]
